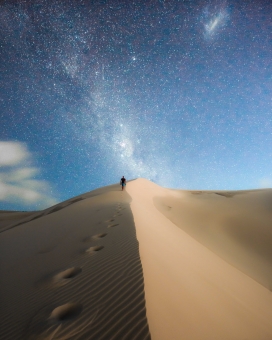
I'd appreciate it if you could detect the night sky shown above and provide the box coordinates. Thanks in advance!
[1,0,272,211]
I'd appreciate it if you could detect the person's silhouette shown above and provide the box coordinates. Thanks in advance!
[120,176,126,191]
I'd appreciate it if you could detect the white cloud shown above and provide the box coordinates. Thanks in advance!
[0,141,58,209]
[0,167,38,182]
[0,141,29,166]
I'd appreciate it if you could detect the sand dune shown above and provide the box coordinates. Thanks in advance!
[154,187,272,290]
[127,179,272,340]
[0,183,150,340]
[1,178,272,339]
[0,211,35,231]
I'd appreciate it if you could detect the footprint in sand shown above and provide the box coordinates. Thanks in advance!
[83,233,107,242]
[50,303,82,321]
[92,233,107,240]
[85,245,104,253]
[108,223,119,228]
[51,267,82,287]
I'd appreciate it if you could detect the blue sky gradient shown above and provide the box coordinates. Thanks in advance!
[1,0,272,210]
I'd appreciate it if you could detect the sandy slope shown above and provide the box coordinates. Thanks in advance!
[127,178,272,340]
[0,183,150,340]
[0,211,35,231]
[2,178,272,340]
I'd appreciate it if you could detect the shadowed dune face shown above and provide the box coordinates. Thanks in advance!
[0,183,151,340]
[46,197,85,215]
[0,183,135,232]
[154,188,272,290]
[0,211,35,231]
[0,198,86,232]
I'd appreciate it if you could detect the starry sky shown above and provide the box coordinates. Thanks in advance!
[0,0,272,211]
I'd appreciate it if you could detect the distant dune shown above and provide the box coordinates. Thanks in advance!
[1,179,272,339]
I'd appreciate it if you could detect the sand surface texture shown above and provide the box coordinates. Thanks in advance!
[0,211,35,231]
[0,183,150,340]
[127,178,272,340]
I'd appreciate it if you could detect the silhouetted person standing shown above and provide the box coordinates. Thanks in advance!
[120,176,126,191]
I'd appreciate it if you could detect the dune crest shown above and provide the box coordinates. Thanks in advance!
[2,179,272,339]
[127,178,272,340]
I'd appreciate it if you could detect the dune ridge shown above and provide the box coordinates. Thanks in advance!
[2,178,272,339]
[0,211,35,231]
[127,179,272,340]
[154,186,272,290]
[0,184,150,339]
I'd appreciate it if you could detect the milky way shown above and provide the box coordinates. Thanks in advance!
[1,0,272,210]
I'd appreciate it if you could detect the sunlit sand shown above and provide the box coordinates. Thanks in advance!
[127,179,272,340]
[1,178,272,339]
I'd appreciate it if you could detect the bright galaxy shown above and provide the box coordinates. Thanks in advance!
[1,0,272,210]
